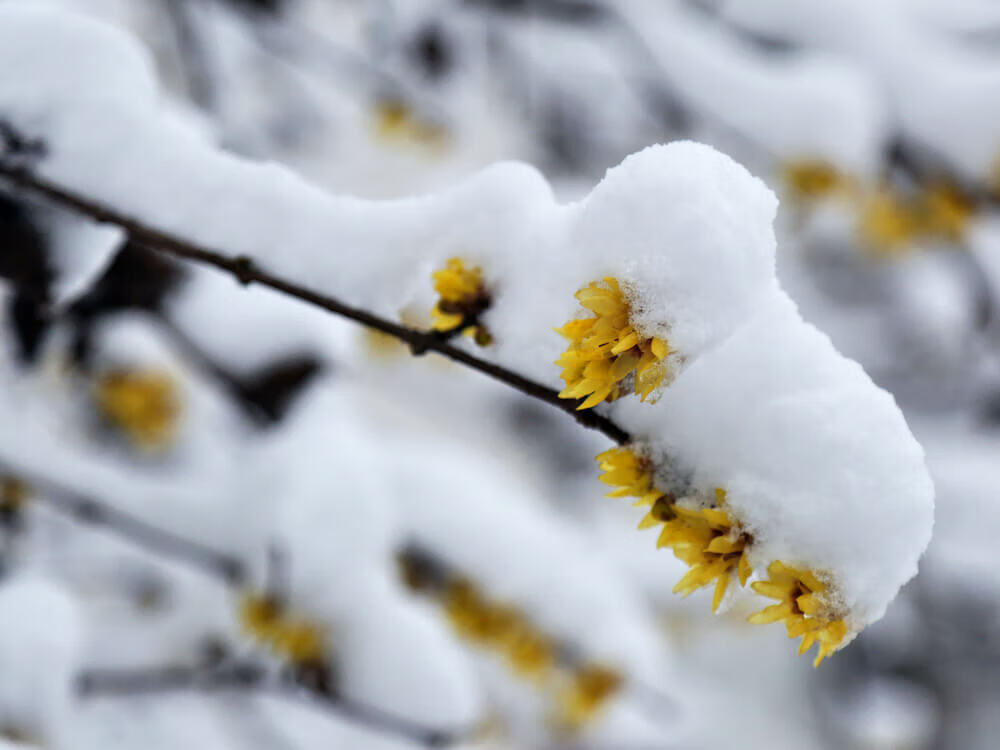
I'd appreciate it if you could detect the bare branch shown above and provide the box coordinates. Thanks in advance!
[0,459,247,585]
[0,156,630,445]
[78,660,479,747]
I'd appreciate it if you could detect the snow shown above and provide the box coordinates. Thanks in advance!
[616,293,933,630]
[0,573,83,744]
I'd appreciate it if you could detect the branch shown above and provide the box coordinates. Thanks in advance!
[0,459,247,585]
[0,160,630,445]
[1,463,477,745]
[78,660,477,747]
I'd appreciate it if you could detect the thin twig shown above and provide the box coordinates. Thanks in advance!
[0,459,246,585]
[78,661,478,747]
[0,160,630,444]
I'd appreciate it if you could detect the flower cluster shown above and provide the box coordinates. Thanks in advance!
[93,369,180,451]
[442,579,556,680]
[598,447,750,612]
[748,561,848,667]
[597,446,847,665]
[238,593,326,665]
[782,160,976,253]
[398,550,624,727]
[430,257,493,345]
[556,278,670,410]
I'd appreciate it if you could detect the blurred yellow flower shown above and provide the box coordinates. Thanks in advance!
[554,664,624,729]
[782,160,852,201]
[748,560,848,667]
[858,188,921,255]
[94,369,180,451]
[920,182,974,242]
[556,278,669,410]
[373,99,449,150]
[239,593,326,665]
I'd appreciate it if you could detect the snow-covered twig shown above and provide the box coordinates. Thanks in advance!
[0,460,247,585]
[78,660,476,747]
[3,462,481,746]
[0,156,631,445]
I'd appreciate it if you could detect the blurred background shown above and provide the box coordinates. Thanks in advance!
[2,0,1000,748]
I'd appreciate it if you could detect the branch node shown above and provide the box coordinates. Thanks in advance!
[232,255,257,286]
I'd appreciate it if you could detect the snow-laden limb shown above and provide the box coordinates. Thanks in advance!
[0,5,934,664]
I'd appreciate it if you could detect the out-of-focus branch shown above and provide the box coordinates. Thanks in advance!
[161,0,220,114]
[78,660,475,747]
[0,157,630,445]
[0,459,247,585]
[0,464,479,746]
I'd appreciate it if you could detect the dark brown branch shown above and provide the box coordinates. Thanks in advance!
[78,661,478,747]
[0,459,246,585]
[0,162,630,445]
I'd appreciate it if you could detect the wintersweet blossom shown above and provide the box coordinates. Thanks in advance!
[93,369,180,451]
[598,447,751,612]
[748,561,848,667]
[430,257,493,345]
[556,278,670,410]
[239,593,326,665]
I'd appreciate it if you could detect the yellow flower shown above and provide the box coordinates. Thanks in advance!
[596,446,664,507]
[430,258,493,345]
[239,593,326,664]
[554,664,624,729]
[748,561,848,667]
[556,278,670,410]
[920,182,974,242]
[442,580,557,681]
[597,448,751,612]
[781,160,851,201]
[94,369,180,451]
[651,494,753,613]
[858,188,921,256]
[373,99,449,149]
[503,620,557,680]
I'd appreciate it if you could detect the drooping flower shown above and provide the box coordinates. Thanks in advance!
[430,257,493,345]
[649,493,753,613]
[748,561,849,667]
[554,664,624,729]
[94,369,180,451]
[596,447,751,612]
[239,593,326,665]
[596,446,665,507]
[556,278,670,410]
